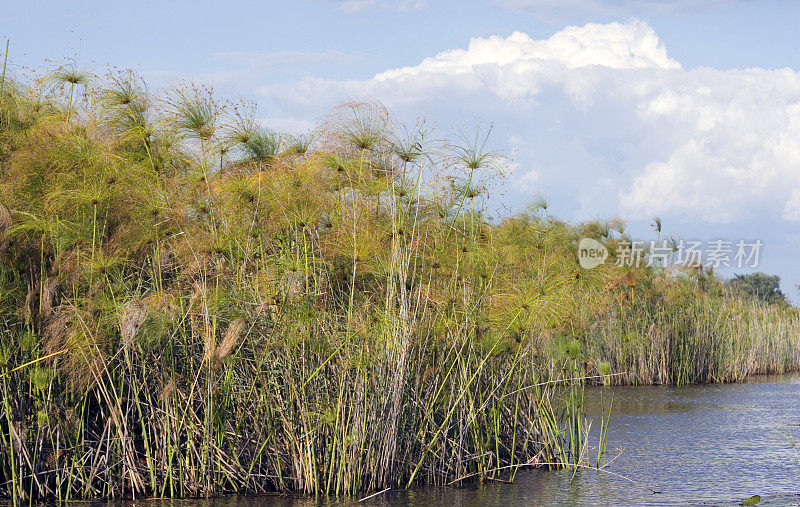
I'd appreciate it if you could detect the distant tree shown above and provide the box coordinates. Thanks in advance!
[726,273,786,305]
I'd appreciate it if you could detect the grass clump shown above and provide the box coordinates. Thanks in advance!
[0,61,797,502]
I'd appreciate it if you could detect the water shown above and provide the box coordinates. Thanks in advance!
[124,375,800,506]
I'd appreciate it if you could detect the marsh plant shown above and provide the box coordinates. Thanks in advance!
[0,61,798,501]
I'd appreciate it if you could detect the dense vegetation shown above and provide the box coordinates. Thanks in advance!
[0,61,798,501]
[726,272,787,305]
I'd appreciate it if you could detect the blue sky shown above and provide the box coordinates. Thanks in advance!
[3,0,800,299]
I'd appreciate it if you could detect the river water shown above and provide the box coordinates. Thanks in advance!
[135,375,800,506]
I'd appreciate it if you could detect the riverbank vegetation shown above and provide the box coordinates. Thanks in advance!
[0,61,798,501]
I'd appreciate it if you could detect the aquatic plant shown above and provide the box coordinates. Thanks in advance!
[0,60,797,503]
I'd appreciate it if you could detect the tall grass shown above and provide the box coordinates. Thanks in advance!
[586,285,800,385]
[0,63,797,501]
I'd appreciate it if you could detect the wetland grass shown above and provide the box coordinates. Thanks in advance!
[0,62,797,502]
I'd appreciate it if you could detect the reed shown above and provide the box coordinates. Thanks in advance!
[0,62,796,502]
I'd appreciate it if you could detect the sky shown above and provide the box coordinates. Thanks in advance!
[3,0,800,299]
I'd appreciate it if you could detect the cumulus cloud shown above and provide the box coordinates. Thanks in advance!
[383,22,678,74]
[260,20,800,224]
[624,79,800,222]
[262,21,677,108]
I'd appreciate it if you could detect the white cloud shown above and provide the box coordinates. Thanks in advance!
[395,0,427,11]
[141,50,362,97]
[783,188,800,221]
[260,20,800,224]
[260,117,315,134]
[386,23,677,73]
[339,0,378,14]
[334,0,426,14]
[624,78,800,222]
[262,20,677,107]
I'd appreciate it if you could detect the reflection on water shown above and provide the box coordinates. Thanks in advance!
[115,375,800,506]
